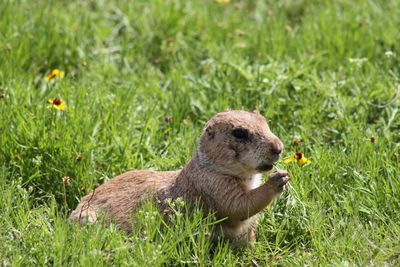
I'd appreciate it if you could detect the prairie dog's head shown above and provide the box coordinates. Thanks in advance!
[198,110,283,178]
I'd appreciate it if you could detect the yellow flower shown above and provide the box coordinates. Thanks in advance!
[284,152,311,166]
[47,98,66,110]
[44,69,65,82]
[215,0,230,3]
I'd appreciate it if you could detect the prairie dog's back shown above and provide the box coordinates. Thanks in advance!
[69,170,180,231]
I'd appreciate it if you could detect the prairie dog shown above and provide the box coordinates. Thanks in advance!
[69,110,289,244]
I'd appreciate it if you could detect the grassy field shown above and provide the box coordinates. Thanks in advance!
[1,0,400,265]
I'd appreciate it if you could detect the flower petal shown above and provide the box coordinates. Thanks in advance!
[54,102,65,110]
[283,156,296,163]
[44,69,65,82]
[298,156,311,166]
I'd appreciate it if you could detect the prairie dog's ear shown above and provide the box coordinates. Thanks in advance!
[205,126,215,140]
[252,110,260,115]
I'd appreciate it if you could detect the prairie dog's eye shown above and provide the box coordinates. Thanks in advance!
[232,128,249,139]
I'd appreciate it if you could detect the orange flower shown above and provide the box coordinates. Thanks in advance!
[44,69,65,82]
[47,98,66,110]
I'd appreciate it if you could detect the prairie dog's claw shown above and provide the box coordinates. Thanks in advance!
[268,169,290,191]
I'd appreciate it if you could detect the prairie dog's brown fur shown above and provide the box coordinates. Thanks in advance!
[69,110,289,245]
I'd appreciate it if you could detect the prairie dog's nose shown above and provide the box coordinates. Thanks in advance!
[270,139,283,155]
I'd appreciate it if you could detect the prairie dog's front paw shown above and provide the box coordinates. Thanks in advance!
[268,169,290,193]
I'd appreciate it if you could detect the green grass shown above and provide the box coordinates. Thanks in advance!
[1,0,400,265]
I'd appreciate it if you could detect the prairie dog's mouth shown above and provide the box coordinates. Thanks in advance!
[256,163,274,172]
